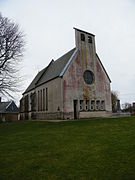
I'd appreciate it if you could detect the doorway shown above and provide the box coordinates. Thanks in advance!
[73,100,78,119]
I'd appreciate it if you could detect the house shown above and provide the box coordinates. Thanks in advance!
[0,98,19,121]
[20,28,112,120]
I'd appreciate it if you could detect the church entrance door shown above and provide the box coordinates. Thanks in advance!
[73,100,78,119]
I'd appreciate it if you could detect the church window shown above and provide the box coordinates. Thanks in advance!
[83,70,94,85]
[81,33,85,41]
[88,36,92,43]
[96,100,100,110]
[43,89,45,111]
[38,91,40,111]
[80,100,84,111]
[46,88,48,111]
[24,95,29,112]
[30,92,36,111]
[101,100,105,110]
[90,100,95,110]
[40,90,42,111]
[86,100,89,111]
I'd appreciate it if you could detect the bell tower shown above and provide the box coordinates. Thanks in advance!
[74,27,96,71]
[74,27,97,81]
[74,28,98,101]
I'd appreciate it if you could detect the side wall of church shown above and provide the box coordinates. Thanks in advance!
[35,77,63,119]
[20,77,64,120]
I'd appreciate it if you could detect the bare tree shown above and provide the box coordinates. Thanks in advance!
[121,103,132,113]
[0,13,25,98]
[111,91,119,112]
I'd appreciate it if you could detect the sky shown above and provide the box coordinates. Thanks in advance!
[1,0,135,105]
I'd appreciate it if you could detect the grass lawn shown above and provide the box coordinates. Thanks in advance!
[0,117,135,179]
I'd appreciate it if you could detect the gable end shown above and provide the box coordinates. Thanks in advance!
[96,53,111,83]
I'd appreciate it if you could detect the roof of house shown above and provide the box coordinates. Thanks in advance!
[0,102,9,113]
[0,101,19,113]
[24,48,77,94]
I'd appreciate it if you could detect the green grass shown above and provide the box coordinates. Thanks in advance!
[0,117,135,179]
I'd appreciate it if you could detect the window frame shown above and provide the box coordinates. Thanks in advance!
[90,100,95,111]
[101,100,105,110]
[88,36,92,43]
[81,33,85,41]
[83,70,94,85]
[80,100,84,111]
[86,100,89,111]
[96,100,100,110]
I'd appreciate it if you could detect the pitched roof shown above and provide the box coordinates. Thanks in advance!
[24,68,46,93]
[24,48,77,94]
[0,102,9,113]
[23,47,111,95]
[0,101,18,113]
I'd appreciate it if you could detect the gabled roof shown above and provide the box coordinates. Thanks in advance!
[0,101,18,113]
[0,102,9,113]
[24,68,46,93]
[24,48,77,94]
[23,46,111,95]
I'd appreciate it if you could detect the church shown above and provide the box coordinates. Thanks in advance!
[20,28,112,120]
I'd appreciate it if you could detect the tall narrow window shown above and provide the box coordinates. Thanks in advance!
[42,89,43,111]
[88,36,92,43]
[96,100,100,110]
[43,89,45,111]
[101,100,105,110]
[80,100,84,111]
[90,100,95,111]
[86,100,89,111]
[38,91,40,111]
[39,90,41,111]
[39,90,42,111]
[24,95,29,113]
[30,92,36,111]
[81,33,85,41]
[46,88,48,111]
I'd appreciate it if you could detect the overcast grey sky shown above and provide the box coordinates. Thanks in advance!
[1,0,135,104]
